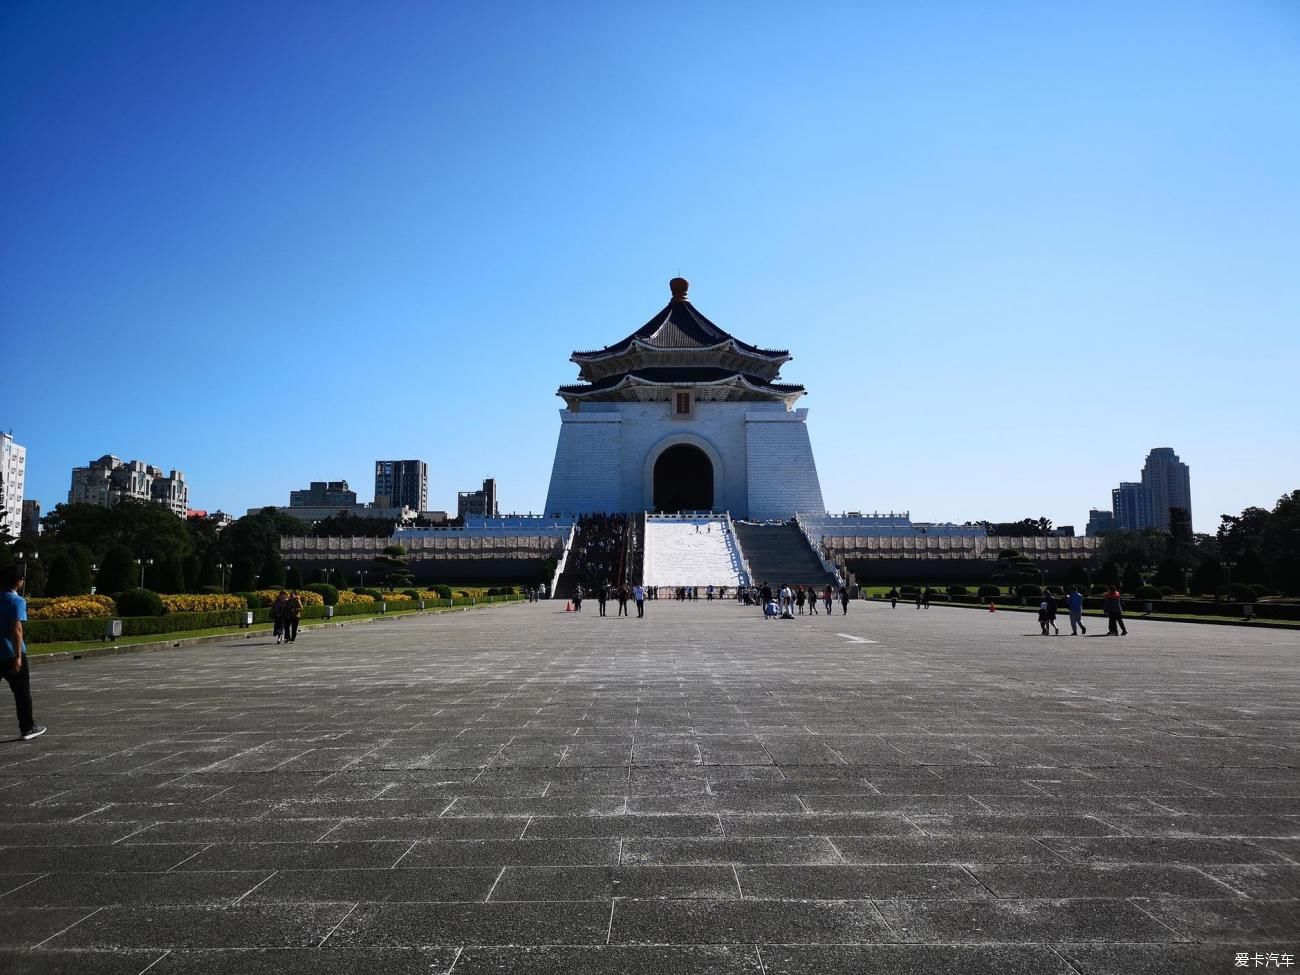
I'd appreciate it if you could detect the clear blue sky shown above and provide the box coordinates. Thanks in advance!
[5,1,1298,533]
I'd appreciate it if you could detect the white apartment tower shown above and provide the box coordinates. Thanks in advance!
[69,455,189,518]
[0,432,26,538]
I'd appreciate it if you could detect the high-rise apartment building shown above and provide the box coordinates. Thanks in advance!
[289,481,357,508]
[69,455,189,517]
[1111,481,1155,532]
[1141,447,1192,530]
[457,478,499,519]
[21,500,40,537]
[375,460,428,511]
[0,432,25,538]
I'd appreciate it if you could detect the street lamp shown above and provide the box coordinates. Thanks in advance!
[135,557,153,589]
[90,563,99,595]
[1219,560,1237,596]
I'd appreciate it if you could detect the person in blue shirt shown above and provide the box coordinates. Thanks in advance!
[1066,585,1087,636]
[1,565,45,740]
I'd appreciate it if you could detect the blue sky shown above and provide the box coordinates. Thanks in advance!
[4,1,1298,533]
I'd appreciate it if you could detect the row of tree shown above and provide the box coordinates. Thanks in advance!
[0,501,417,597]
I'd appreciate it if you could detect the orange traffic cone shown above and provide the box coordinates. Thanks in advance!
[565,601,574,612]
[988,601,997,612]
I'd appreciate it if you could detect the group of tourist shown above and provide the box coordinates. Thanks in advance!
[572,582,646,618]
[752,581,850,619]
[1036,585,1128,637]
[568,513,631,593]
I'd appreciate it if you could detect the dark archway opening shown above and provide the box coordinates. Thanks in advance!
[653,444,714,513]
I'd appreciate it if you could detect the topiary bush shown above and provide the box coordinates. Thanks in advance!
[977,584,1001,599]
[115,588,164,617]
[431,584,452,598]
[1091,584,1110,596]
[1134,585,1162,600]
[235,591,265,609]
[1158,585,1178,597]
[1249,583,1272,598]
[946,585,969,596]
[1015,584,1042,599]
[402,589,421,600]
[199,585,225,595]
[353,587,383,600]
[1228,582,1258,603]
[305,583,339,606]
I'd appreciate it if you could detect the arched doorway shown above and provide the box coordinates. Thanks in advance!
[653,444,714,512]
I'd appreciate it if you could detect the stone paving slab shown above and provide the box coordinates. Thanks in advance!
[0,599,1296,972]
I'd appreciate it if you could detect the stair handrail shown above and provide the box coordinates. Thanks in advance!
[793,512,843,587]
[722,511,753,588]
[549,521,577,597]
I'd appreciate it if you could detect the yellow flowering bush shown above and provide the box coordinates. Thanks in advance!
[255,589,324,606]
[383,592,413,601]
[161,594,246,613]
[337,590,374,605]
[27,595,118,620]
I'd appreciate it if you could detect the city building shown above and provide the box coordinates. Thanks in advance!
[1085,509,1116,536]
[289,480,357,508]
[458,478,499,519]
[542,278,825,518]
[1141,447,1192,530]
[68,455,189,517]
[186,509,234,531]
[1111,482,1155,532]
[375,460,428,511]
[0,432,25,538]
[249,503,417,525]
[21,500,40,537]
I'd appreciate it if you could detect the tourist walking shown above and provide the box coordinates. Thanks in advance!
[1044,591,1060,635]
[922,589,931,610]
[1066,585,1086,635]
[888,587,898,609]
[915,590,923,610]
[634,583,645,618]
[1104,586,1128,636]
[824,585,834,615]
[617,584,630,617]
[1,566,45,741]
[573,585,583,612]
[598,583,609,617]
[1038,600,1051,636]
[283,590,303,643]
[271,589,288,644]
[839,585,850,615]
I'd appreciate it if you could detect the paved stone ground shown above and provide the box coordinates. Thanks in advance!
[1,600,1297,974]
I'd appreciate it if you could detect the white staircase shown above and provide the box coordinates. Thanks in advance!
[644,516,747,588]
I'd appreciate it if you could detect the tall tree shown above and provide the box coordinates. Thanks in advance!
[45,553,84,597]
[230,557,257,593]
[158,554,187,594]
[1121,563,1144,595]
[1188,559,1223,596]
[97,544,135,595]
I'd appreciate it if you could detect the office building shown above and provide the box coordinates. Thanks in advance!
[1111,482,1155,532]
[289,481,357,508]
[1086,508,1117,536]
[375,460,428,511]
[458,478,499,519]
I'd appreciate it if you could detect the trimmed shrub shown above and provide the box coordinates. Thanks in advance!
[199,585,225,595]
[161,594,246,613]
[1015,584,1042,599]
[1091,584,1110,596]
[337,590,374,605]
[977,585,1001,599]
[27,595,117,620]
[431,584,452,598]
[401,589,421,600]
[235,592,265,609]
[1134,585,1162,600]
[1249,583,1273,598]
[1158,586,1178,597]
[946,585,969,596]
[305,583,339,606]
[1228,582,1258,603]
[115,588,164,617]
[353,587,383,600]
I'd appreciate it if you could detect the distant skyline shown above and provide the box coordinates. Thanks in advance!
[5,2,1299,533]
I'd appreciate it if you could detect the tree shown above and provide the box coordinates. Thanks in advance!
[987,519,1040,537]
[158,553,187,594]
[1065,562,1088,588]
[230,556,257,593]
[1188,559,1222,597]
[196,553,220,590]
[259,554,286,588]
[372,545,414,589]
[285,565,304,588]
[1152,558,1186,594]
[183,554,202,593]
[1098,560,1121,586]
[1234,549,1271,589]
[45,553,84,597]
[1099,530,1166,570]
[220,508,306,571]
[1217,507,1271,561]
[1035,516,1052,537]
[65,543,94,593]
[1167,507,1194,565]
[1121,563,1144,595]
[1259,489,1300,596]
[24,559,46,597]
[97,544,135,595]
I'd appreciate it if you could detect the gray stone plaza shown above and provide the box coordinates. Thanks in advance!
[2,601,1297,974]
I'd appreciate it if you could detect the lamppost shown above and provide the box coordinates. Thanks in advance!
[90,563,99,595]
[218,562,231,592]
[358,569,366,588]
[1219,560,1236,597]
[135,557,153,589]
